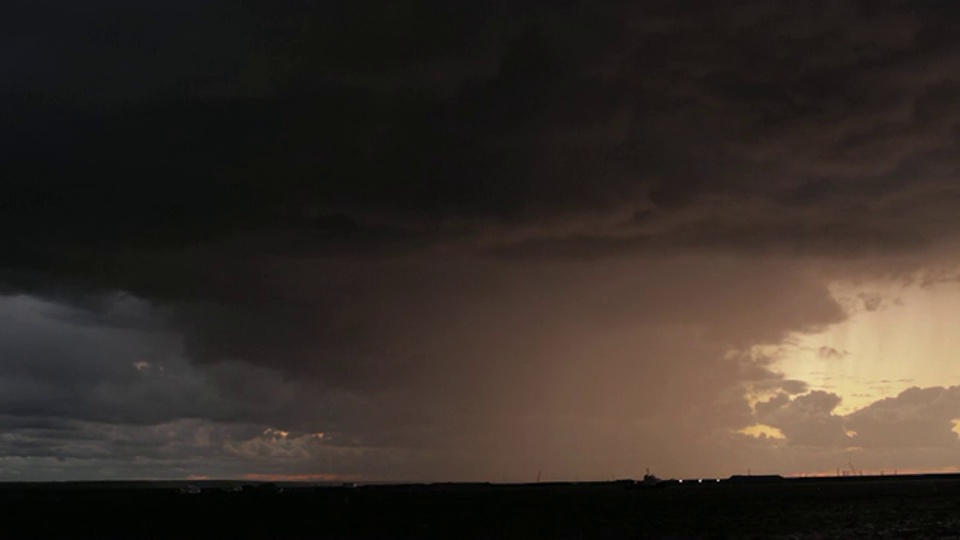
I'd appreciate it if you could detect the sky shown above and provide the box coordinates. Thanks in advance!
[2,0,960,482]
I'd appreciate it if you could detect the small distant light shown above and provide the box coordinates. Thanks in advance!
[698,479,702,483]
[678,479,683,483]
[716,479,720,483]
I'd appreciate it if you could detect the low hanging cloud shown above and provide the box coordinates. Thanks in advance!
[0,257,854,480]
[755,391,852,447]
[846,387,960,449]
[741,386,960,474]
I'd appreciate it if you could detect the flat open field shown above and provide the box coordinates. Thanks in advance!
[3,476,960,538]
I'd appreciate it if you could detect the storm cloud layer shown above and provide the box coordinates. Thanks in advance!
[2,0,960,480]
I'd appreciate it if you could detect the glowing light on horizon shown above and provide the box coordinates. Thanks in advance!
[261,428,325,440]
[775,278,960,415]
[738,424,786,440]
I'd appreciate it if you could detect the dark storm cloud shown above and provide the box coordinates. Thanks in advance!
[5,0,960,277]
[0,294,434,479]
[0,295,402,440]
[3,0,960,479]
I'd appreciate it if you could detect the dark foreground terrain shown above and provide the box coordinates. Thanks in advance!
[4,475,960,538]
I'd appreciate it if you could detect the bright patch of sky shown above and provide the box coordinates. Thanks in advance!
[777,279,960,414]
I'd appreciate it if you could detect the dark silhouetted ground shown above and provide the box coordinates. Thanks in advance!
[3,476,960,538]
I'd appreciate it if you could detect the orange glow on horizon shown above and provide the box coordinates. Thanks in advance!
[785,466,960,478]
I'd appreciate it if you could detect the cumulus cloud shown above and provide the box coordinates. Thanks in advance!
[846,386,960,449]
[733,385,960,477]
[754,391,852,447]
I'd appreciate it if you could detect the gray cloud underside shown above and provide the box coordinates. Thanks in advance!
[746,386,960,472]
[3,0,960,265]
